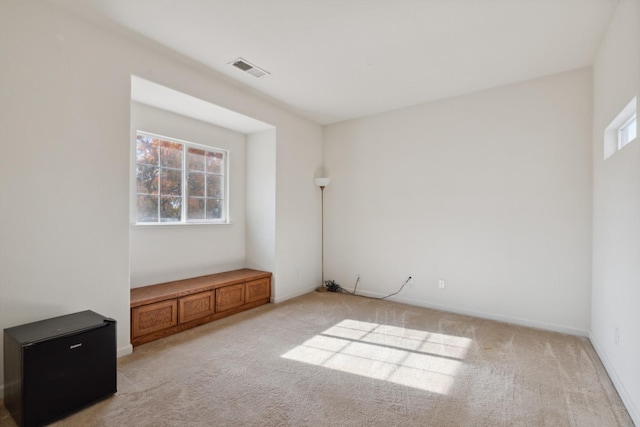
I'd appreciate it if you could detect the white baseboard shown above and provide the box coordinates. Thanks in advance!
[340,289,590,337]
[118,344,133,358]
[589,332,639,426]
[272,286,317,304]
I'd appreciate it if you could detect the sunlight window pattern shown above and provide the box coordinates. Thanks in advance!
[282,319,471,395]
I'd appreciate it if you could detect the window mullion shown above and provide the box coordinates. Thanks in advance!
[182,148,187,223]
[157,155,162,223]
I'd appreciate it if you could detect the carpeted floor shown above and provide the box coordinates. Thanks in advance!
[0,292,634,426]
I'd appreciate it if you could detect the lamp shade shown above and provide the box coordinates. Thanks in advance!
[315,178,330,187]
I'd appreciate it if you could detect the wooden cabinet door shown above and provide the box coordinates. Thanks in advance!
[131,300,178,338]
[245,278,271,303]
[216,284,245,312]
[179,291,214,323]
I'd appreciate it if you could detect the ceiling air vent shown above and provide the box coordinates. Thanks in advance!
[229,58,270,78]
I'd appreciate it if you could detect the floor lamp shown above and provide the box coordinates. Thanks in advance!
[315,177,330,291]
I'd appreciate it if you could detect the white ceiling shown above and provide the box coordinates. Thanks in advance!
[48,0,619,125]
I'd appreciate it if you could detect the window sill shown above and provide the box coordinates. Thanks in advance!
[130,221,233,229]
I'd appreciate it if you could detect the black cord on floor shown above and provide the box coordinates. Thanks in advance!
[379,278,410,300]
[339,276,359,295]
[324,276,410,300]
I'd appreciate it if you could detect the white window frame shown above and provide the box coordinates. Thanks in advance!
[618,113,636,149]
[134,131,229,225]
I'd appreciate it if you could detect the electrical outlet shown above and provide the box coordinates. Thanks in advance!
[438,279,445,289]
[615,327,619,345]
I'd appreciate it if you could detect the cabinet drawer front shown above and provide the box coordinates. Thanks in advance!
[245,278,271,303]
[216,284,245,312]
[179,291,214,323]
[132,300,178,338]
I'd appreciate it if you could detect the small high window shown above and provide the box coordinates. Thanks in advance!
[618,114,636,149]
[135,131,227,224]
[604,97,637,159]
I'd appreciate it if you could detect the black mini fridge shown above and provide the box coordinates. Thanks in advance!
[3,310,117,427]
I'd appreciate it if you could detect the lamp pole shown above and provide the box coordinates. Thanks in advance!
[315,178,330,290]
[320,184,326,287]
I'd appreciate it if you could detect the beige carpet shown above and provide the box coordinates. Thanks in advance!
[0,292,634,426]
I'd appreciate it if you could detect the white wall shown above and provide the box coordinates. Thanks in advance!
[324,69,593,335]
[0,0,323,392]
[246,129,276,281]
[591,0,640,423]
[129,102,247,287]
[0,0,133,389]
[273,121,325,302]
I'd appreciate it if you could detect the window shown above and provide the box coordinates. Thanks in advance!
[618,114,636,149]
[604,96,637,159]
[135,132,227,224]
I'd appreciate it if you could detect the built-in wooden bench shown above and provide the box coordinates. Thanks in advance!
[130,269,271,346]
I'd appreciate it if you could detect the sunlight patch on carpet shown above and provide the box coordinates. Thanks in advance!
[281,319,471,394]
